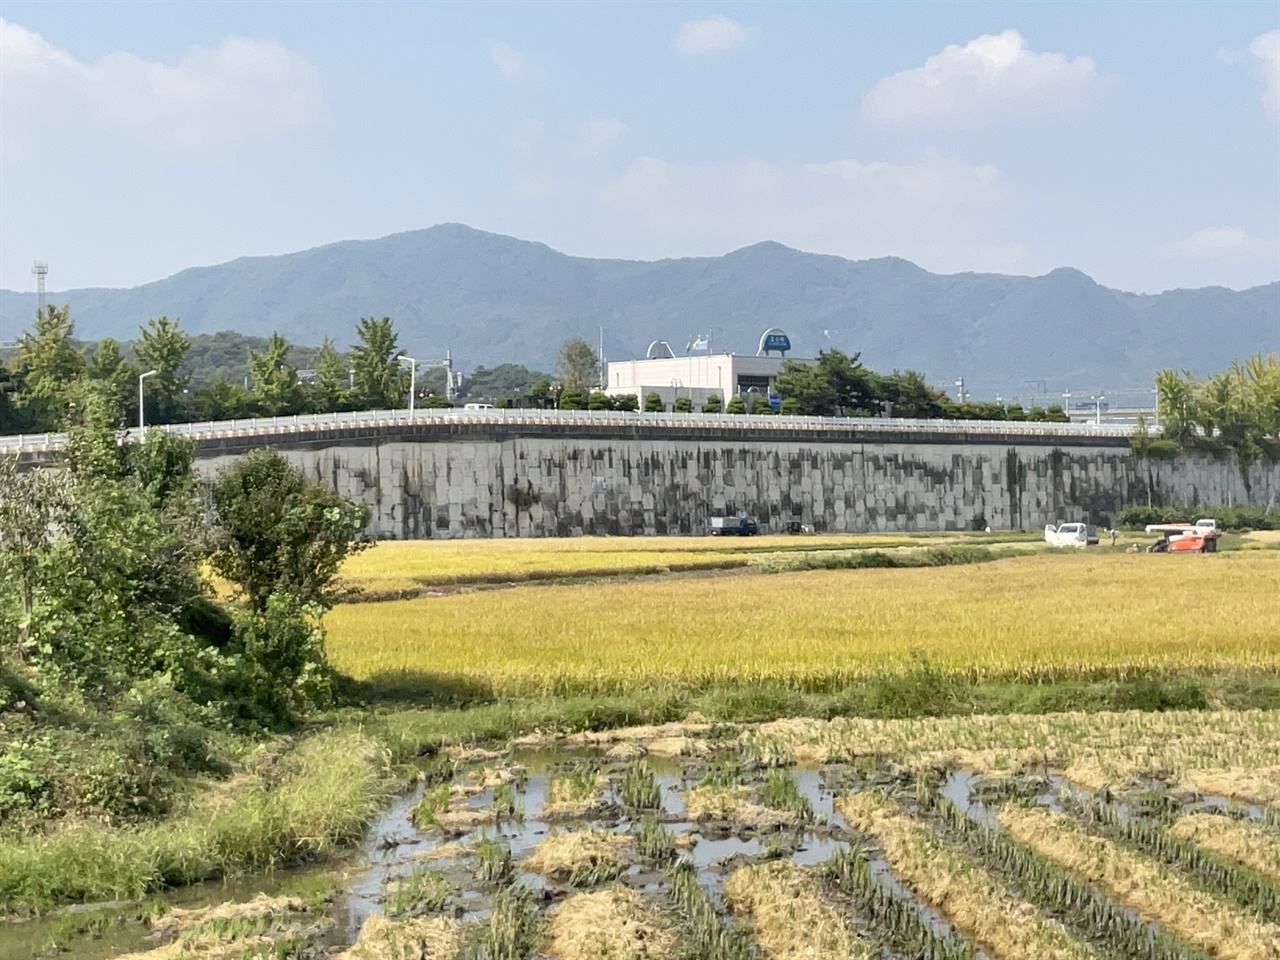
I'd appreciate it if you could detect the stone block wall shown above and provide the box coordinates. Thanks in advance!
[191,422,1280,538]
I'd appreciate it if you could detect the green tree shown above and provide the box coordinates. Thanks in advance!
[558,337,600,395]
[702,394,723,413]
[643,391,664,412]
[86,338,137,426]
[135,316,192,423]
[818,349,881,415]
[349,317,408,410]
[558,389,583,410]
[0,459,76,655]
[14,304,85,429]
[1,382,207,695]
[461,364,547,404]
[1155,368,1199,445]
[247,332,302,416]
[1045,403,1069,423]
[674,395,694,413]
[306,337,348,413]
[529,377,553,408]
[208,449,368,716]
[774,358,837,415]
[726,395,747,414]
[587,390,612,410]
[0,366,25,432]
[612,393,639,412]
[191,376,255,421]
[880,370,949,419]
[209,448,367,616]
[1236,353,1279,440]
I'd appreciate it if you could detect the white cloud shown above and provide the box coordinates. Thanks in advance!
[488,40,526,79]
[862,29,1100,127]
[579,117,629,153]
[1250,30,1280,121]
[1160,226,1278,263]
[673,16,757,56]
[599,152,1027,274]
[0,18,321,156]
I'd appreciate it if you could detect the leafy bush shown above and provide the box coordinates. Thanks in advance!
[1115,504,1280,531]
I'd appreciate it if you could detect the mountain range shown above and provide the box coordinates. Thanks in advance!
[3,224,1276,399]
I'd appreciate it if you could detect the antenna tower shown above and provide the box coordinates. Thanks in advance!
[32,261,48,313]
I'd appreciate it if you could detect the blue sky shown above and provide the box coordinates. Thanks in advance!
[1,1,1277,296]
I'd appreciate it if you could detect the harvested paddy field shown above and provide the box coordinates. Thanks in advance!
[16,709,1280,960]
[327,550,1280,695]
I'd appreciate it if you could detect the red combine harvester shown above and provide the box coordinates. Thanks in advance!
[1143,519,1221,553]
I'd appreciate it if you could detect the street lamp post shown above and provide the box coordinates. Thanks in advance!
[1092,394,1105,426]
[138,369,158,433]
[398,356,416,415]
[1062,390,1072,421]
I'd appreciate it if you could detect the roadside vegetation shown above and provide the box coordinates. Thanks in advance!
[1,381,372,897]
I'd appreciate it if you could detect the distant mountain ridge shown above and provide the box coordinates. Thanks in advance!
[2,224,1276,398]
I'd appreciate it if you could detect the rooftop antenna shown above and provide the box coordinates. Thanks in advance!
[32,261,48,313]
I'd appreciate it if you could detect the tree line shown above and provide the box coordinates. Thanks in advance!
[1143,354,1280,460]
[0,308,549,433]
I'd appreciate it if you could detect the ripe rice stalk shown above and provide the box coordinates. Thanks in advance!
[838,792,1103,960]
[999,806,1280,960]
[337,913,465,960]
[723,859,876,959]
[326,553,1280,696]
[683,784,798,830]
[545,885,676,960]
[1169,813,1280,881]
[522,829,629,885]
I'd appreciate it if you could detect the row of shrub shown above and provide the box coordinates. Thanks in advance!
[1115,504,1280,531]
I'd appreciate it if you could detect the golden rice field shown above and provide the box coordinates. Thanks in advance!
[325,549,1280,694]
[334,531,1038,594]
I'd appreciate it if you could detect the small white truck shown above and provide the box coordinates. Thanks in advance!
[1044,522,1099,548]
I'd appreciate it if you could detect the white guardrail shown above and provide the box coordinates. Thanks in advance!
[0,407,1135,455]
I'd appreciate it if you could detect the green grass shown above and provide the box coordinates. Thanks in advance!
[0,729,389,914]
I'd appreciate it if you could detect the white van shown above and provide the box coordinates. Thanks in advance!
[463,403,495,410]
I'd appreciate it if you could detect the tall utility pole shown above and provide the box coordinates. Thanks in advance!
[138,370,158,431]
[398,356,416,414]
[954,377,968,403]
[32,261,48,313]
[599,326,606,391]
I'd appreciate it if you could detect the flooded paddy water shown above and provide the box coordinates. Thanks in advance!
[7,721,1280,960]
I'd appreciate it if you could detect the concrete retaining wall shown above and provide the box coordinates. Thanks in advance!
[191,422,1280,538]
